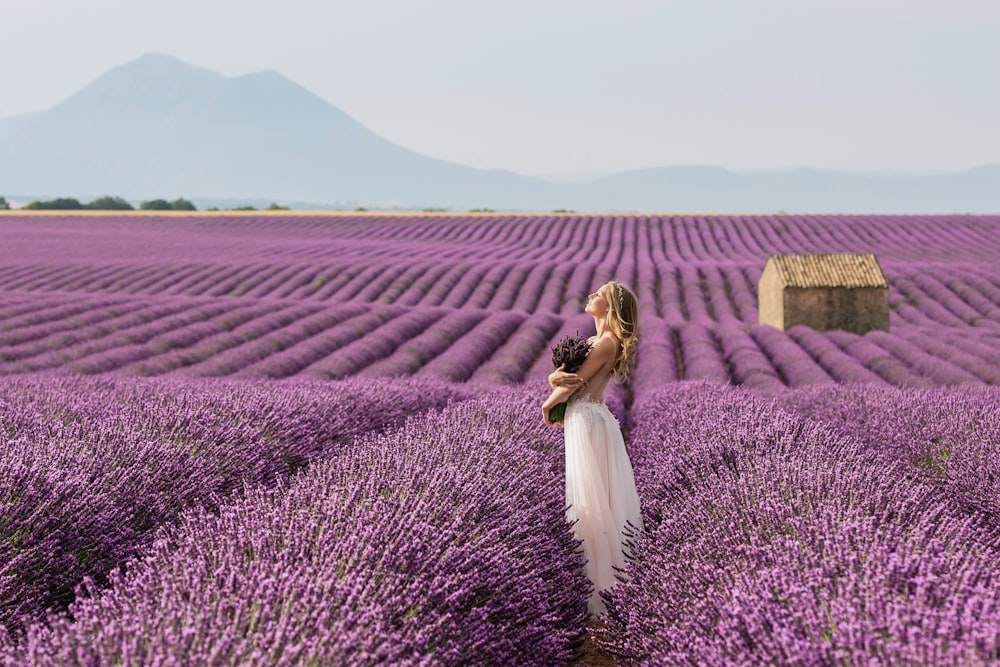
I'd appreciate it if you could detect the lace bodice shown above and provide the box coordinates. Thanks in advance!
[571,390,606,405]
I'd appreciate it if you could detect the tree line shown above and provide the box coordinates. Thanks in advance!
[0,196,290,211]
[7,196,196,211]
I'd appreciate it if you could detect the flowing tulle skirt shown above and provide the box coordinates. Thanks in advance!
[564,396,643,616]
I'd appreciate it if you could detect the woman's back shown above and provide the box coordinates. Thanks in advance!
[573,335,619,403]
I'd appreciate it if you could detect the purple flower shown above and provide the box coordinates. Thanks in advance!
[549,333,591,422]
[551,332,591,374]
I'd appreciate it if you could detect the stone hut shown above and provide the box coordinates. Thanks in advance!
[758,253,889,333]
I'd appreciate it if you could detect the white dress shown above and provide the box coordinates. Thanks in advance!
[563,394,644,616]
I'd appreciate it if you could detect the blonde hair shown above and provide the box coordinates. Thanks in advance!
[606,281,639,382]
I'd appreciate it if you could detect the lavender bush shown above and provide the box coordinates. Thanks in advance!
[774,383,1000,528]
[0,375,467,630]
[606,382,1000,665]
[0,388,589,666]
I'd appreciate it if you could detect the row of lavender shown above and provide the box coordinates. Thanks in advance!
[2,289,998,389]
[17,212,985,264]
[1,215,999,322]
[1,254,762,318]
[602,382,1000,665]
[0,375,467,632]
[2,254,1000,328]
[631,316,1000,392]
[6,213,998,264]
[4,376,999,664]
[2,215,998,393]
[0,379,590,666]
[0,292,558,383]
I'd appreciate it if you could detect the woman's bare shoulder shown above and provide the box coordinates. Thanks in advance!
[589,335,618,356]
[593,333,621,347]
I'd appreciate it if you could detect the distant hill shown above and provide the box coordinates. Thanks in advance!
[0,53,997,213]
[570,164,1000,214]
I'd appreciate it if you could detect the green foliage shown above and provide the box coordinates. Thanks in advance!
[85,196,134,211]
[0,196,9,210]
[139,198,196,211]
[266,202,290,211]
[354,207,368,212]
[551,208,575,213]
[170,198,197,211]
[230,205,257,211]
[421,207,448,212]
[24,198,84,210]
[915,449,951,477]
[469,208,495,213]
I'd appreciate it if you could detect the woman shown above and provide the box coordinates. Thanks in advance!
[542,281,644,617]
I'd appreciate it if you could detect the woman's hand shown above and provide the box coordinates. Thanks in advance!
[548,364,585,390]
[541,403,562,428]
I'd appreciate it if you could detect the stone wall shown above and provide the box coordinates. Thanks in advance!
[782,286,889,333]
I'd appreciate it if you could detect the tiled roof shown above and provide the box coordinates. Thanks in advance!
[766,253,888,288]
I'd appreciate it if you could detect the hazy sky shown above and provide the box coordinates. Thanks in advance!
[3,0,998,177]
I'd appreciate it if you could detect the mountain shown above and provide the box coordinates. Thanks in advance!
[0,53,552,208]
[573,165,1000,213]
[0,53,997,213]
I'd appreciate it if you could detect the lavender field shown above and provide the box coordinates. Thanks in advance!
[1,212,999,665]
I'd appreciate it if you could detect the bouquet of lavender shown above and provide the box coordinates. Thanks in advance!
[548,333,592,423]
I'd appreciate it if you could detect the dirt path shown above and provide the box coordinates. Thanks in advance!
[565,619,617,666]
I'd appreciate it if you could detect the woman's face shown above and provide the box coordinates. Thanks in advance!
[585,283,613,317]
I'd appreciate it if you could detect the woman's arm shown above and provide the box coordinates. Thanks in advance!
[548,364,584,389]
[541,338,615,425]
